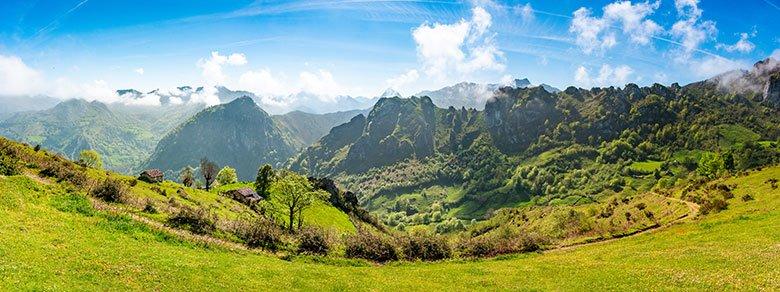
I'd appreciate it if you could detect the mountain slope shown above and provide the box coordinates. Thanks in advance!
[290,59,780,223]
[143,97,296,180]
[271,109,368,149]
[0,99,155,172]
[1,158,777,289]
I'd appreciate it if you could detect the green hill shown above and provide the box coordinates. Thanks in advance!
[290,79,780,227]
[143,97,297,180]
[0,99,203,173]
[1,143,777,289]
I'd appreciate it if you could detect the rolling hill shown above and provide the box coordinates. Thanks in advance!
[1,142,777,289]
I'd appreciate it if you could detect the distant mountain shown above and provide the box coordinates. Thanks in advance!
[115,85,378,115]
[272,109,369,149]
[0,95,60,117]
[0,99,157,172]
[415,78,559,110]
[143,97,297,180]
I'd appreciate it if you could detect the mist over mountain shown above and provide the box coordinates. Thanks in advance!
[416,78,560,110]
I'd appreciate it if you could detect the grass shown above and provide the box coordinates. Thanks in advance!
[1,166,779,290]
[717,124,760,148]
[629,160,663,173]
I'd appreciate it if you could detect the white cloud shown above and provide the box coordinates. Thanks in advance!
[515,3,534,22]
[603,1,662,45]
[570,1,662,54]
[189,86,221,106]
[238,69,288,96]
[0,54,45,96]
[50,79,122,103]
[689,56,749,79]
[197,51,247,86]
[299,69,344,100]
[134,68,145,75]
[574,64,635,87]
[386,69,420,89]
[125,93,162,106]
[411,6,505,81]
[716,32,756,53]
[670,0,717,59]
[570,8,614,54]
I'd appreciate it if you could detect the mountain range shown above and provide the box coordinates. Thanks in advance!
[289,58,780,220]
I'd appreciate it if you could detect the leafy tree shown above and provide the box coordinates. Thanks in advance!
[255,164,276,199]
[200,158,218,191]
[179,166,195,187]
[78,150,102,169]
[697,153,724,179]
[216,166,238,185]
[270,172,329,232]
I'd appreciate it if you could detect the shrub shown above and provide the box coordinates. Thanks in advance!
[143,199,158,214]
[399,233,452,261]
[458,232,545,258]
[91,178,127,202]
[700,198,728,215]
[234,217,283,250]
[297,227,330,255]
[39,160,87,186]
[167,206,217,235]
[345,231,398,262]
[0,154,21,176]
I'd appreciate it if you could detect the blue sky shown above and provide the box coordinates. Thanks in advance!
[0,0,778,101]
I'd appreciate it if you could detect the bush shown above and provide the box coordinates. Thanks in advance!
[39,159,87,186]
[297,227,330,255]
[234,217,283,250]
[0,154,21,176]
[91,178,127,202]
[345,231,398,262]
[700,198,728,215]
[458,232,545,258]
[399,233,452,261]
[167,206,217,235]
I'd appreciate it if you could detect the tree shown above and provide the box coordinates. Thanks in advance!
[255,164,276,199]
[78,149,102,169]
[697,152,724,179]
[200,158,218,191]
[270,172,329,232]
[179,166,195,187]
[216,166,238,186]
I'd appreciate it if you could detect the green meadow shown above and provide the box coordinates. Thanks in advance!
[1,165,778,290]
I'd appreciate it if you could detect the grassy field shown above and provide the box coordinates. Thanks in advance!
[1,165,778,290]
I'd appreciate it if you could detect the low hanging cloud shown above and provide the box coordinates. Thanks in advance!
[238,69,288,96]
[385,69,420,90]
[197,51,247,86]
[574,64,635,87]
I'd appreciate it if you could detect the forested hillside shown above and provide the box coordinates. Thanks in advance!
[290,58,780,229]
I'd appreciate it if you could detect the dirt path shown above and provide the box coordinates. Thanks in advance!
[546,194,700,254]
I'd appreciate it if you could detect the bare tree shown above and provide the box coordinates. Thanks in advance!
[200,158,218,191]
